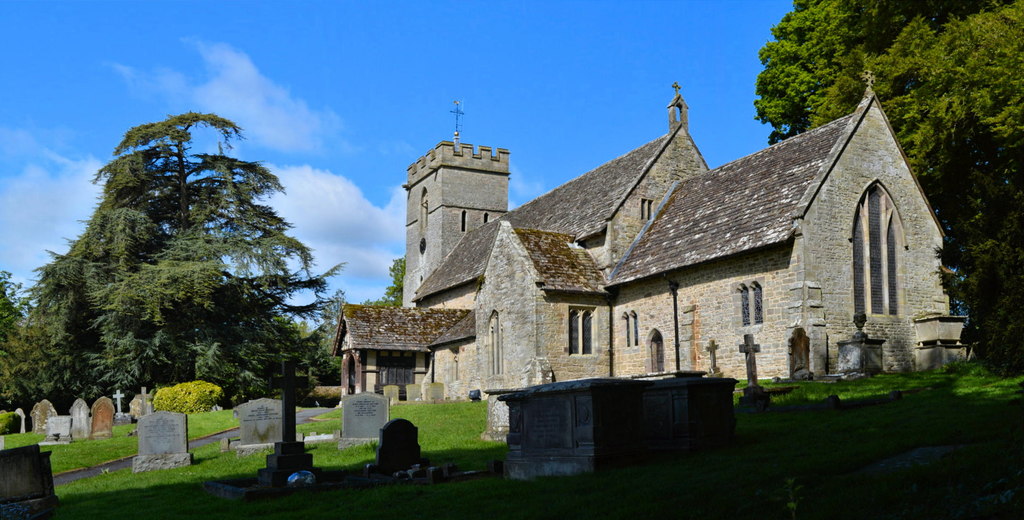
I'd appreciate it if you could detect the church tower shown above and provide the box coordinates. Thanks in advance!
[402,141,510,306]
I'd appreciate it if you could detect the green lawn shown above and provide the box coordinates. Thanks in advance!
[36,366,1024,518]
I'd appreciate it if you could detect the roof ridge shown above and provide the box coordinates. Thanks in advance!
[707,114,855,175]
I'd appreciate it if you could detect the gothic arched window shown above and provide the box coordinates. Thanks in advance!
[739,284,750,326]
[582,311,593,355]
[489,311,502,374]
[623,312,631,346]
[631,311,639,346]
[853,184,902,315]
[568,310,579,355]
[752,282,763,325]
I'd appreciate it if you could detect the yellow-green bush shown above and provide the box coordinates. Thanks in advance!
[153,380,224,414]
[0,411,17,434]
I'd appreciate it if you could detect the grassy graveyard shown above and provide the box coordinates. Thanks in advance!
[39,365,1024,519]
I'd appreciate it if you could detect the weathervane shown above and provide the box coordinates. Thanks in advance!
[451,100,464,145]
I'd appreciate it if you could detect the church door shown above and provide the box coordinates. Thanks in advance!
[649,330,665,373]
[376,351,416,398]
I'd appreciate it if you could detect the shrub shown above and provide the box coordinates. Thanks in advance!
[153,380,224,414]
[0,411,17,435]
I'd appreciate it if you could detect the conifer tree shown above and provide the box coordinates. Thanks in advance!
[32,113,338,400]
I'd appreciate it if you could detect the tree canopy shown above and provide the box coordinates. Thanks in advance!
[756,0,1024,373]
[28,113,338,402]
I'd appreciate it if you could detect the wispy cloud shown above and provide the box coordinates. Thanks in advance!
[508,165,546,209]
[111,41,342,153]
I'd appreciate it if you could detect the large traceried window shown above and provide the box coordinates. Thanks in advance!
[853,183,902,315]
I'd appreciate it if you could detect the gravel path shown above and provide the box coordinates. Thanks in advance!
[53,408,332,486]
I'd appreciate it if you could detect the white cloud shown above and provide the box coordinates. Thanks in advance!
[508,165,546,209]
[112,41,341,153]
[0,131,102,286]
[268,164,405,296]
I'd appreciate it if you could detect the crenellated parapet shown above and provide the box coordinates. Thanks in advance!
[406,141,510,189]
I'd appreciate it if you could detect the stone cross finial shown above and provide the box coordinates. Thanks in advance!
[271,360,308,443]
[861,70,875,90]
[113,389,125,414]
[706,340,720,373]
[671,81,681,95]
[738,334,761,388]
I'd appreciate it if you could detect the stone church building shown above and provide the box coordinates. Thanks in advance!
[333,88,957,399]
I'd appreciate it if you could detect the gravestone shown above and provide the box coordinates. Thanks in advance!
[737,334,768,408]
[837,313,884,375]
[129,396,143,419]
[90,397,115,440]
[0,436,3,450]
[132,411,191,473]
[374,419,427,475]
[789,328,812,380]
[339,392,389,448]
[112,389,131,425]
[69,398,91,441]
[233,398,282,454]
[481,388,516,442]
[29,400,57,434]
[705,340,722,377]
[382,385,399,404]
[427,382,445,402]
[405,384,421,402]
[642,375,738,451]
[14,408,25,434]
[40,416,72,445]
[256,360,321,487]
[0,444,59,518]
[500,378,651,480]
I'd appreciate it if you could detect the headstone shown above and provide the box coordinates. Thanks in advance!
[382,385,400,404]
[837,313,884,375]
[0,444,59,518]
[256,360,321,487]
[233,398,283,446]
[14,408,25,434]
[500,378,651,480]
[40,416,72,445]
[29,400,57,434]
[481,388,516,442]
[339,392,389,448]
[90,397,115,440]
[141,387,153,415]
[427,382,445,402]
[374,419,427,475]
[129,395,143,419]
[789,328,812,380]
[405,384,421,402]
[113,389,131,424]
[132,411,192,473]
[69,398,91,441]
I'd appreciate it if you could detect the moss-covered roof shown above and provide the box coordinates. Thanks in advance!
[514,228,605,294]
[429,310,476,348]
[333,304,471,354]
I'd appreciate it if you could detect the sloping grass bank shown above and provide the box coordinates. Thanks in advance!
[49,367,1024,519]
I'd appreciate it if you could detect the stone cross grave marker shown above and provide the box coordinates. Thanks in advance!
[340,392,389,446]
[141,387,153,415]
[375,418,426,475]
[738,334,761,388]
[132,411,191,473]
[14,408,25,434]
[706,340,721,375]
[90,397,115,440]
[256,360,320,487]
[69,398,91,441]
[30,400,57,434]
[234,398,283,446]
[113,389,125,414]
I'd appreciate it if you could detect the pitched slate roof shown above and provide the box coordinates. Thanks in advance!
[335,304,470,353]
[514,229,605,294]
[610,113,856,285]
[429,310,476,348]
[414,134,672,301]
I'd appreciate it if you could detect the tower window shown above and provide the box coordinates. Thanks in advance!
[419,188,428,233]
[853,184,902,315]
[483,212,489,223]
[640,198,654,220]
[461,210,467,232]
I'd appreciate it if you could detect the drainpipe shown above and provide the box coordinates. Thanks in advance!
[606,289,617,377]
[669,280,680,371]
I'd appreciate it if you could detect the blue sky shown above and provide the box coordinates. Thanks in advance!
[0,0,792,306]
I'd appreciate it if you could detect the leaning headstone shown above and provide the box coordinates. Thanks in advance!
[14,408,25,434]
[382,385,400,404]
[339,392,389,448]
[69,398,91,441]
[132,411,191,473]
[405,384,421,402]
[40,416,72,445]
[29,400,57,434]
[427,382,445,402]
[0,444,59,518]
[374,419,427,475]
[232,398,282,456]
[90,397,115,440]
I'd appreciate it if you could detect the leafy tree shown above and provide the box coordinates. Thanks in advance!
[0,270,26,344]
[756,0,1024,373]
[31,113,338,401]
[361,257,404,306]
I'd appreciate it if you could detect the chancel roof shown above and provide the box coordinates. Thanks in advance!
[414,134,673,301]
[610,113,856,285]
[334,304,471,353]
[429,310,476,348]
